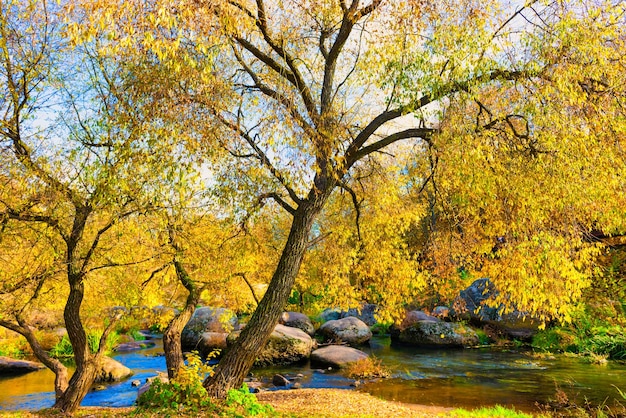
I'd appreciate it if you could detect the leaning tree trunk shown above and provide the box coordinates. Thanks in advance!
[203,192,329,398]
[52,278,98,412]
[163,259,201,379]
[0,316,70,401]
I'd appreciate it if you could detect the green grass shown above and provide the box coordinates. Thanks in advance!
[448,405,546,417]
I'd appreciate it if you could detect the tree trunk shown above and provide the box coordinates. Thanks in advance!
[52,277,97,412]
[52,361,98,412]
[162,233,202,379]
[203,193,329,398]
[163,306,196,379]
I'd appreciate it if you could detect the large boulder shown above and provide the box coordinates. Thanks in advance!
[0,357,45,375]
[310,346,368,368]
[391,320,479,348]
[95,356,133,383]
[400,310,440,328]
[452,278,540,340]
[318,304,379,326]
[318,316,372,346]
[182,307,238,353]
[228,324,314,367]
[279,312,315,337]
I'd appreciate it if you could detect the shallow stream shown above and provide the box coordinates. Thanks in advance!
[1,336,625,412]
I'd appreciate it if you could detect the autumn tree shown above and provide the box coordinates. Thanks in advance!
[0,0,172,411]
[410,0,626,322]
[72,0,626,398]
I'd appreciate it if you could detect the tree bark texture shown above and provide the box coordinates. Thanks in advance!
[52,275,97,412]
[163,259,201,379]
[203,189,332,398]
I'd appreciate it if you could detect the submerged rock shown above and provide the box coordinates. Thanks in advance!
[95,356,133,383]
[391,320,479,348]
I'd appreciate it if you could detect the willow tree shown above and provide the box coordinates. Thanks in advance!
[74,0,626,397]
[0,0,173,411]
[414,0,626,322]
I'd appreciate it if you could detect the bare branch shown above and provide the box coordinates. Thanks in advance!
[258,192,296,215]
[235,272,259,305]
[249,1,319,119]
[214,113,303,205]
[338,181,362,241]
[352,128,434,163]
[232,45,314,134]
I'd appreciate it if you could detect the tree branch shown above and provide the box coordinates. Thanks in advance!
[338,181,362,241]
[258,192,296,215]
[352,128,434,163]
[235,272,259,305]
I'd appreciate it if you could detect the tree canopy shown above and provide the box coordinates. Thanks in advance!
[1,0,625,410]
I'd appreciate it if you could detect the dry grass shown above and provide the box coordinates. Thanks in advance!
[344,357,391,380]
[256,388,451,417]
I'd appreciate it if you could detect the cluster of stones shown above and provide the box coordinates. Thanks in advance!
[180,307,374,370]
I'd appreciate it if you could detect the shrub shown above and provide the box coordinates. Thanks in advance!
[137,351,216,413]
[345,356,390,380]
[0,337,28,358]
[225,383,275,417]
[49,330,119,358]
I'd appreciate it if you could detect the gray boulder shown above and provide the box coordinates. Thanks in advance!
[318,308,341,323]
[228,324,313,367]
[279,311,315,337]
[400,310,440,328]
[182,307,238,353]
[341,304,378,326]
[0,357,45,375]
[391,320,479,347]
[95,356,133,383]
[318,316,372,346]
[310,346,368,368]
[452,278,540,340]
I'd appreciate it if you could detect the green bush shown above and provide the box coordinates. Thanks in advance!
[49,330,119,358]
[0,338,27,358]
[225,383,275,417]
[582,326,626,360]
[137,351,216,413]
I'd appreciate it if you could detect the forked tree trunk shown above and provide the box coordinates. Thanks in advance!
[163,260,201,379]
[52,361,98,412]
[203,192,330,398]
[52,277,98,412]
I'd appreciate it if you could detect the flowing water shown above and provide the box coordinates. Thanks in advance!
[2,336,626,412]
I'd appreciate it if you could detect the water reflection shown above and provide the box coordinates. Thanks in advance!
[1,336,625,412]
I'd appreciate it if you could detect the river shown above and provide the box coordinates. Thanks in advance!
[1,336,625,412]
